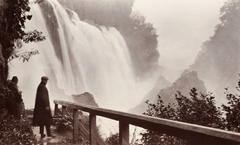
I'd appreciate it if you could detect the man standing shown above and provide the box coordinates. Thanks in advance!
[32,76,54,138]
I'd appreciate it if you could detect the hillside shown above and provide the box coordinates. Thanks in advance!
[158,70,207,104]
[190,0,240,104]
[130,70,207,114]
[129,75,171,114]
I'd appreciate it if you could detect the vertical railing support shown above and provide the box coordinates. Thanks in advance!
[62,106,67,116]
[89,112,97,145]
[73,109,79,142]
[119,121,129,145]
[54,104,58,116]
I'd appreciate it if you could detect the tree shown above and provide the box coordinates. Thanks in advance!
[123,11,159,77]
[0,0,45,84]
[141,96,185,145]
[176,88,224,128]
[222,77,240,132]
[141,88,224,145]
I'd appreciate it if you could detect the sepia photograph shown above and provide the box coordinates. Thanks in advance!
[0,0,240,144]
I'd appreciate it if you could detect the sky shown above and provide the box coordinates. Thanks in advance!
[133,0,227,71]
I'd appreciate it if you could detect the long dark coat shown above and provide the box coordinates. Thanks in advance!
[32,82,53,126]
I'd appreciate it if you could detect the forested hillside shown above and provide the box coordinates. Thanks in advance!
[190,0,240,100]
[58,0,159,78]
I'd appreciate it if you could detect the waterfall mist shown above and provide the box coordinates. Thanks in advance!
[9,0,157,112]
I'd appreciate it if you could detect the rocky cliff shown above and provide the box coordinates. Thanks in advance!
[129,75,171,114]
[130,70,207,114]
[71,92,98,107]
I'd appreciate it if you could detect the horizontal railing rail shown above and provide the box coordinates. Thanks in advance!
[54,100,240,145]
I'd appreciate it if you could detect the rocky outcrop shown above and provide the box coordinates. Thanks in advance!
[157,70,207,105]
[129,70,207,114]
[71,92,98,107]
[129,76,171,114]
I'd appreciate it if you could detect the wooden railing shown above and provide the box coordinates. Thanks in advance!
[54,100,240,145]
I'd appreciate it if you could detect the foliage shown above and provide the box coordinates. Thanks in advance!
[0,85,35,144]
[23,29,46,43]
[141,88,224,145]
[53,113,73,133]
[124,11,159,77]
[0,109,36,144]
[0,0,45,59]
[0,0,45,83]
[9,48,40,62]
[62,138,89,145]
[53,112,91,144]
[105,133,119,145]
[222,77,240,132]
[175,88,224,128]
[141,96,185,145]
[0,84,15,109]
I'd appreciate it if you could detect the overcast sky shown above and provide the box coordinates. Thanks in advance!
[133,0,227,71]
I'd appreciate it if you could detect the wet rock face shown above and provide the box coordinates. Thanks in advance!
[72,92,99,107]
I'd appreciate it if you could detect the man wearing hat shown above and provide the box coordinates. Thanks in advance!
[32,76,54,138]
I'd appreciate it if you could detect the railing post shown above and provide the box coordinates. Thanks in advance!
[89,112,97,145]
[54,104,58,116]
[73,109,79,142]
[62,106,67,116]
[119,121,129,145]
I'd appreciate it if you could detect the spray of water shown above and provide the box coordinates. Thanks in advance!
[9,0,157,112]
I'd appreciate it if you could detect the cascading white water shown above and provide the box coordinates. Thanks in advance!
[9,0,156,112]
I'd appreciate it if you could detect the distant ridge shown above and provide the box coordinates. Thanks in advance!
[158,70,207,105]
[129,70,207,114]
[129,75,171,114]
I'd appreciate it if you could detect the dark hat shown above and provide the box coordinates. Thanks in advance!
[41,76,49,81]
[11,76,18,82]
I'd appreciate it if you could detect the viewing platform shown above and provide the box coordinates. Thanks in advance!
[48,100,240,145]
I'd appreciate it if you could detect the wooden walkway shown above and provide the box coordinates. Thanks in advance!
[32,125,83,144]
[32,126,63,145]
[31,100,240,145]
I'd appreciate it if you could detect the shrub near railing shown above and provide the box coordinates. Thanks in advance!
[53,114,73,133]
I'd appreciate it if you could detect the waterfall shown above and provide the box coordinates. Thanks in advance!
[9,0,156,112]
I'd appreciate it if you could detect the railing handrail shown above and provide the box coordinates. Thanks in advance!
[54,99,240,145]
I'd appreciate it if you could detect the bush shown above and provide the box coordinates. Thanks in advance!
[222,77,240,132]
[105,133,119,145]
[53,113,73,133]
[0,84,15,109]
[0,109,36,144]
[53,112,90,144]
